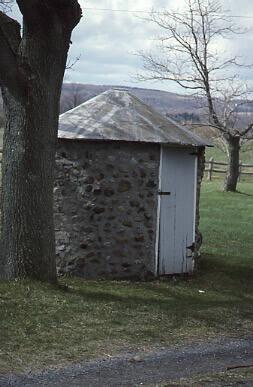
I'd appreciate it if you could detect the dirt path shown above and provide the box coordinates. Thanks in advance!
[1,338,253,386]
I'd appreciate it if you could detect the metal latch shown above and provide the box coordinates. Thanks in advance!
[158,191,171,195]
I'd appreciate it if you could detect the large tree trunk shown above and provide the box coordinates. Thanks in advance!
[1,88,59,281]
[224,135,240,192]
[0,1,82,282]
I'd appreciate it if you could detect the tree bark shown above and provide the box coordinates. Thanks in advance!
[0,1,82,282]
[224,135,240,192]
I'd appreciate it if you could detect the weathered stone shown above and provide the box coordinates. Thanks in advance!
[80,242,88,249]
[122,262,131,268]
[93,188,102,195]
[83,227,93,233]
[147,191,154,197]
[118,180,131,192]
[116,237,128,244]
[84,176,95,184]
[104,188,114,197]
[122,220,133,227]
[85,185,93,193]
[93,207,105,214]
[85,202,93,210]
[90,258,100,264]
[72,169,79,176]
[135,235,145,242]
[86,252,96,258]
[130,200,140,207]
[146,180,156,188]
[139,169,146,178]
[96,173,104,181]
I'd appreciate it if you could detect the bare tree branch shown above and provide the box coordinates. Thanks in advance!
[138,0,253,141]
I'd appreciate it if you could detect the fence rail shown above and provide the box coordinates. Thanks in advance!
[1,151,253,181]
[205,157,253,181]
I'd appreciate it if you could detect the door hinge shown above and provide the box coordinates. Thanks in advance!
[186,242,195,257]
[187,242,195,251]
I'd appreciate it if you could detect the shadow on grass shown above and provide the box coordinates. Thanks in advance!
[58,254,253,331]
[236,190,253,197]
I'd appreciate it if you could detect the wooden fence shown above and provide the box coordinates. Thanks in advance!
[1,150,253,181]
[205,157,253,181]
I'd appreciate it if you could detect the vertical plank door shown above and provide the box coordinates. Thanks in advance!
[158,146,197,274]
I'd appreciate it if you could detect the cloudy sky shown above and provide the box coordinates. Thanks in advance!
[10,0,253,93]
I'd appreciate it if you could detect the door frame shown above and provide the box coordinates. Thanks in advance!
[154,145,163,276]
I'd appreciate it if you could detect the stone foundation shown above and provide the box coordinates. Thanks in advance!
[195,147,205,259]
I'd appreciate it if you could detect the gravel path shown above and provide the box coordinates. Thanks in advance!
[1,338,253,386]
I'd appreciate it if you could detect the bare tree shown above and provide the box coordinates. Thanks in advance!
[139,0,253,191]
[0,1,82,282]
[60,83,84,113]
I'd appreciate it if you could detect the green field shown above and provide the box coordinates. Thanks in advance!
[0,181,252,374]
[206,140,253,164]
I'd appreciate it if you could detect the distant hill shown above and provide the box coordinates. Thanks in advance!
[1,83,253,137]
[60,84,253,137]
[60,83,205,118]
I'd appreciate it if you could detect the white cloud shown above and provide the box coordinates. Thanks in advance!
[65,0,253,91]
[7,0,253,92]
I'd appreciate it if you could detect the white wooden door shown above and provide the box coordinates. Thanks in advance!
[158,146,197,274]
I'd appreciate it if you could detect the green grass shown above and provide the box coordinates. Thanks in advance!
[0,181,252,374]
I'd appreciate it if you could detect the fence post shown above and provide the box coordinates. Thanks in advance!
[207,157,214,181]
[238,160,242,182]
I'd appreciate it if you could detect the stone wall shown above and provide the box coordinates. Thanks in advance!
[195,147,205,260]
[54,140,160,279]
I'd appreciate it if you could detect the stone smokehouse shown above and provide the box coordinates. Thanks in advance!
[55,90,208,279]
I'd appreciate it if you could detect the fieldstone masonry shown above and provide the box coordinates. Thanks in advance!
[54,140,160,279]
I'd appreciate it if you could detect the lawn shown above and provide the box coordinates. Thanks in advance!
[0,181,252,374]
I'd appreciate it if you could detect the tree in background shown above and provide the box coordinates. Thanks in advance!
[0,1,82,282]
[60,83,84,113]
[139,0,253,192]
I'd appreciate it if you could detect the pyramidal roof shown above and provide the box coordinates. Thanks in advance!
[58,89,208,147]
